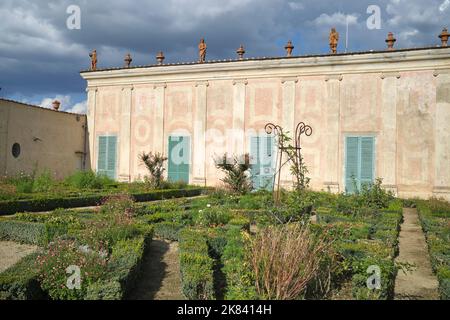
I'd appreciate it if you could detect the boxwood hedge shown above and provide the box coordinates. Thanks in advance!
[178,228,215,300]
[0,252,47,300]
[0,189,203,216]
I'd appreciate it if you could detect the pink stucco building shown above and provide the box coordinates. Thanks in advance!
[81,46,450,200]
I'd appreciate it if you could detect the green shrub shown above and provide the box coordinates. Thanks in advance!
[32,170,55,193]
[417,199,450,300]
[194,207,232,227]
[85,280,122,300]
[105,233,153,299]
[6,171,37,194]
[227,217,250,231]
[336,240,396,300]
[0,220,45,245]
[36,239,109,300]
[179,228,215,300]
[64,171,114,190]
[153,222,183,241]
[0,189,203,216]
[0,252,46,300]
[215,153,253,194]
[222,227,258,300]
[139,152,168,189]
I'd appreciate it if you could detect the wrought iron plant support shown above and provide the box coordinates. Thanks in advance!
[264,122,313,204]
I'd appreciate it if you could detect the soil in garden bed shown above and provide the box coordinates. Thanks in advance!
[0,241,38,273]
[128,240,185,300]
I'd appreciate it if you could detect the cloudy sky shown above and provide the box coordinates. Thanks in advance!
[0,0,449,113]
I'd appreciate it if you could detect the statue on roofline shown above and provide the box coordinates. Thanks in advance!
[89,49,97,71]
[198,38,207,63]
[329,28,339,54]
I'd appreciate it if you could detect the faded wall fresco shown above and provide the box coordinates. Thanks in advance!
[87,55,450,200]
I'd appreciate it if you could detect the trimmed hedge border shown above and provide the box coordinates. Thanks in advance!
[0,188,204,216]
[0,252,47,300]
[416,201,450,300]
[0,220,66,246]
[86,226,154,300]
[178,228,215,300]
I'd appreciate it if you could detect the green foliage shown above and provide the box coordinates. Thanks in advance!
[32,170,55,193]
[227,217,250,231]
[0,252,46,300]
[178,228,215,300]
[215,154,253,194]
[139,152,168,189]
[263,191,315,225]
[222,228,258,300]
[417,199,450,300]
[36,239,109,300]
[0,220,46,245]
[9,172,35,194]
[64,170,114,190]
[153,221,183,241]
[194,207,232,227]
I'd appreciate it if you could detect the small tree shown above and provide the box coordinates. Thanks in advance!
[139,152,168,189]
[215,153,253,194]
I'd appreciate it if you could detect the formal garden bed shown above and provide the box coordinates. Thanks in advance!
[0,151,448,300]
[1,187,449,300]
[0,170,203,215]
[416,199,450,300]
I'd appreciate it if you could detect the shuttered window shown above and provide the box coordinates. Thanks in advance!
[345,136,375,193]
[168,136,190,183]
[97,136,117,180]
[250,136,276,191]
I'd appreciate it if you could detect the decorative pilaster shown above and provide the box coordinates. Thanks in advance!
[380,74,399,196]
[232,79,248,156]
[153,83,167,155]
[192,81,209,186]
[433,72,450,201]
[280,78,298,186]
[323,76,342,193]
[118,85,133,182]
[86,87,98,171]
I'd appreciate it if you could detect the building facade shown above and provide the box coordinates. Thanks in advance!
[0,99,88,179]
[81,47,450,200]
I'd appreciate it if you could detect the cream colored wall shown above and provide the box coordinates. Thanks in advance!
[0,100,87,180]
[82,48,450,200]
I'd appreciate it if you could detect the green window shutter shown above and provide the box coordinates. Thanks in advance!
[97,136,108,176]
[250,136,261,189]
[179,136,190,183]
[168,136,190,183]
[360,137,375,188]
[97,136,117,180]
[250,136,275,191]
[106,136,117,180]
[345,137,360,193]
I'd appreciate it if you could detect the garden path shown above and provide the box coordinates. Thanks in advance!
[128,240,185,300]
[0,241,38,273]
[394,208,439,300]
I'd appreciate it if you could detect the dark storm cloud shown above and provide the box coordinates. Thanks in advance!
[0,0,448,112]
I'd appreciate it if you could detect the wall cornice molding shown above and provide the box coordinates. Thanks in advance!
[232,79,248,85]
[433,69,450,77]
[325,74,343,82]
[380,72,401,79]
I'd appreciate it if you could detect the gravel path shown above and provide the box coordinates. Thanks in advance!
[0,241,38,273]
[394,208,439,300]
[128,240,185,300]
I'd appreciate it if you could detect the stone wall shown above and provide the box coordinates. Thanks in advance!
[0,100,88,179]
